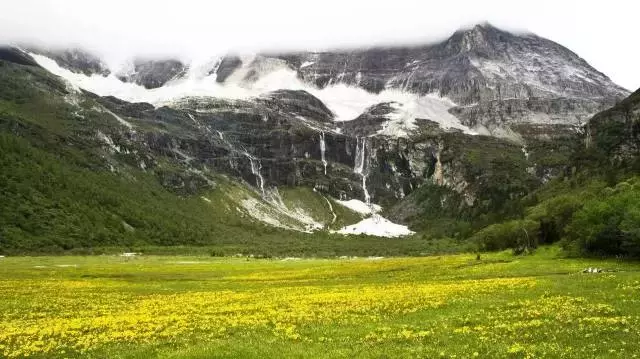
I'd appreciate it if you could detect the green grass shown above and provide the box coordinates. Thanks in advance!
[279,186,363,229]
[1,248,640,358]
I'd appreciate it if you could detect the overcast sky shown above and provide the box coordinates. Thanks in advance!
[1,0,638,90]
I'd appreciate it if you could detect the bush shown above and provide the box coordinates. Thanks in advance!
[472,219,539,252]
[565,178,640,257]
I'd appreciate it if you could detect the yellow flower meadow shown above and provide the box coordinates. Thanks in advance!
[0,276,534,357]
[0,254,639,358]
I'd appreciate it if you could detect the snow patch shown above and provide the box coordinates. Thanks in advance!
[239,188,324,233]
[30,52,473,136]
[377,96,468,137]
[335,215,414,238]
[300,61,315,68]
[97,131,121,153]
[335,199,381,215]
[105,109,134,129]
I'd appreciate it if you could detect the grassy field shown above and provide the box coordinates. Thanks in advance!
[1,248,640,358]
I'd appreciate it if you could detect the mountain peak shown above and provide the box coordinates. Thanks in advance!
[454,22,508,36]
[472,21,500,31]
[445,22,512,56]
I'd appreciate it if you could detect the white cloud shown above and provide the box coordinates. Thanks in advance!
[0,0,638,90]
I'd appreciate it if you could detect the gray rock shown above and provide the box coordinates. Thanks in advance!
[215,55,242,83]
[117,58,187,89]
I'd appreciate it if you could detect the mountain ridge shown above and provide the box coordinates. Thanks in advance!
[22,23,628,143]
[1,23,636,244]
[24,23,629,97]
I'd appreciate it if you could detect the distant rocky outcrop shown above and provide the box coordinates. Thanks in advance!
[585,88,640,167]
[116,58,187,89]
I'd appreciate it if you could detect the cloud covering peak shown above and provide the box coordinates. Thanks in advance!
[1,0,638,90]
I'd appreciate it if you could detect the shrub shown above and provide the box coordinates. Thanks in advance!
[472,219,539,252]
[565,178,640,257]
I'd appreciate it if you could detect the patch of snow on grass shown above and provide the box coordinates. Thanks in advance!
[96,131,121,153]
[264,188,324,232]
[336,215,414,238]
[240,197,287,228]
[239,189,324,233]
[105,109,134,129]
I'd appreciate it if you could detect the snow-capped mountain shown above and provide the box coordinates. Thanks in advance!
[11,23,632,236]
[285,23,628,103]
[27,23,628,139]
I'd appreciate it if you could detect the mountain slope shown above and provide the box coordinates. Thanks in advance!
[275,23,627,103]
[466,87,640,257]
[0,55,380,253]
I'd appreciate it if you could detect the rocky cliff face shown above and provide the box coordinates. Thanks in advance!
[585,88,640,167]
[288,24,627,102]
[116,58,187,89]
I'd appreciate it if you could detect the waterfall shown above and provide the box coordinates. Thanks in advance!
[354,137,365,175]
[361,174,371,205]
[434,143,444,186]
[521,144,530,160]
[322,195,337,225]
[246,153,266,196]
[353,137,371,205]
[319,132,327,175]
[213,128,265,196]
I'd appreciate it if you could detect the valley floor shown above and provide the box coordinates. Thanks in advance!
[1,249,640,358]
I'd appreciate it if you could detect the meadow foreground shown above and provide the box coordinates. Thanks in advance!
[1,249,639,358]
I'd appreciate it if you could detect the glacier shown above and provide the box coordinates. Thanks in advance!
[29,52,473,136]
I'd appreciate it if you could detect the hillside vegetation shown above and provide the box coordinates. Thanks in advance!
[0,55,639,258]
[470,89,640,257]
